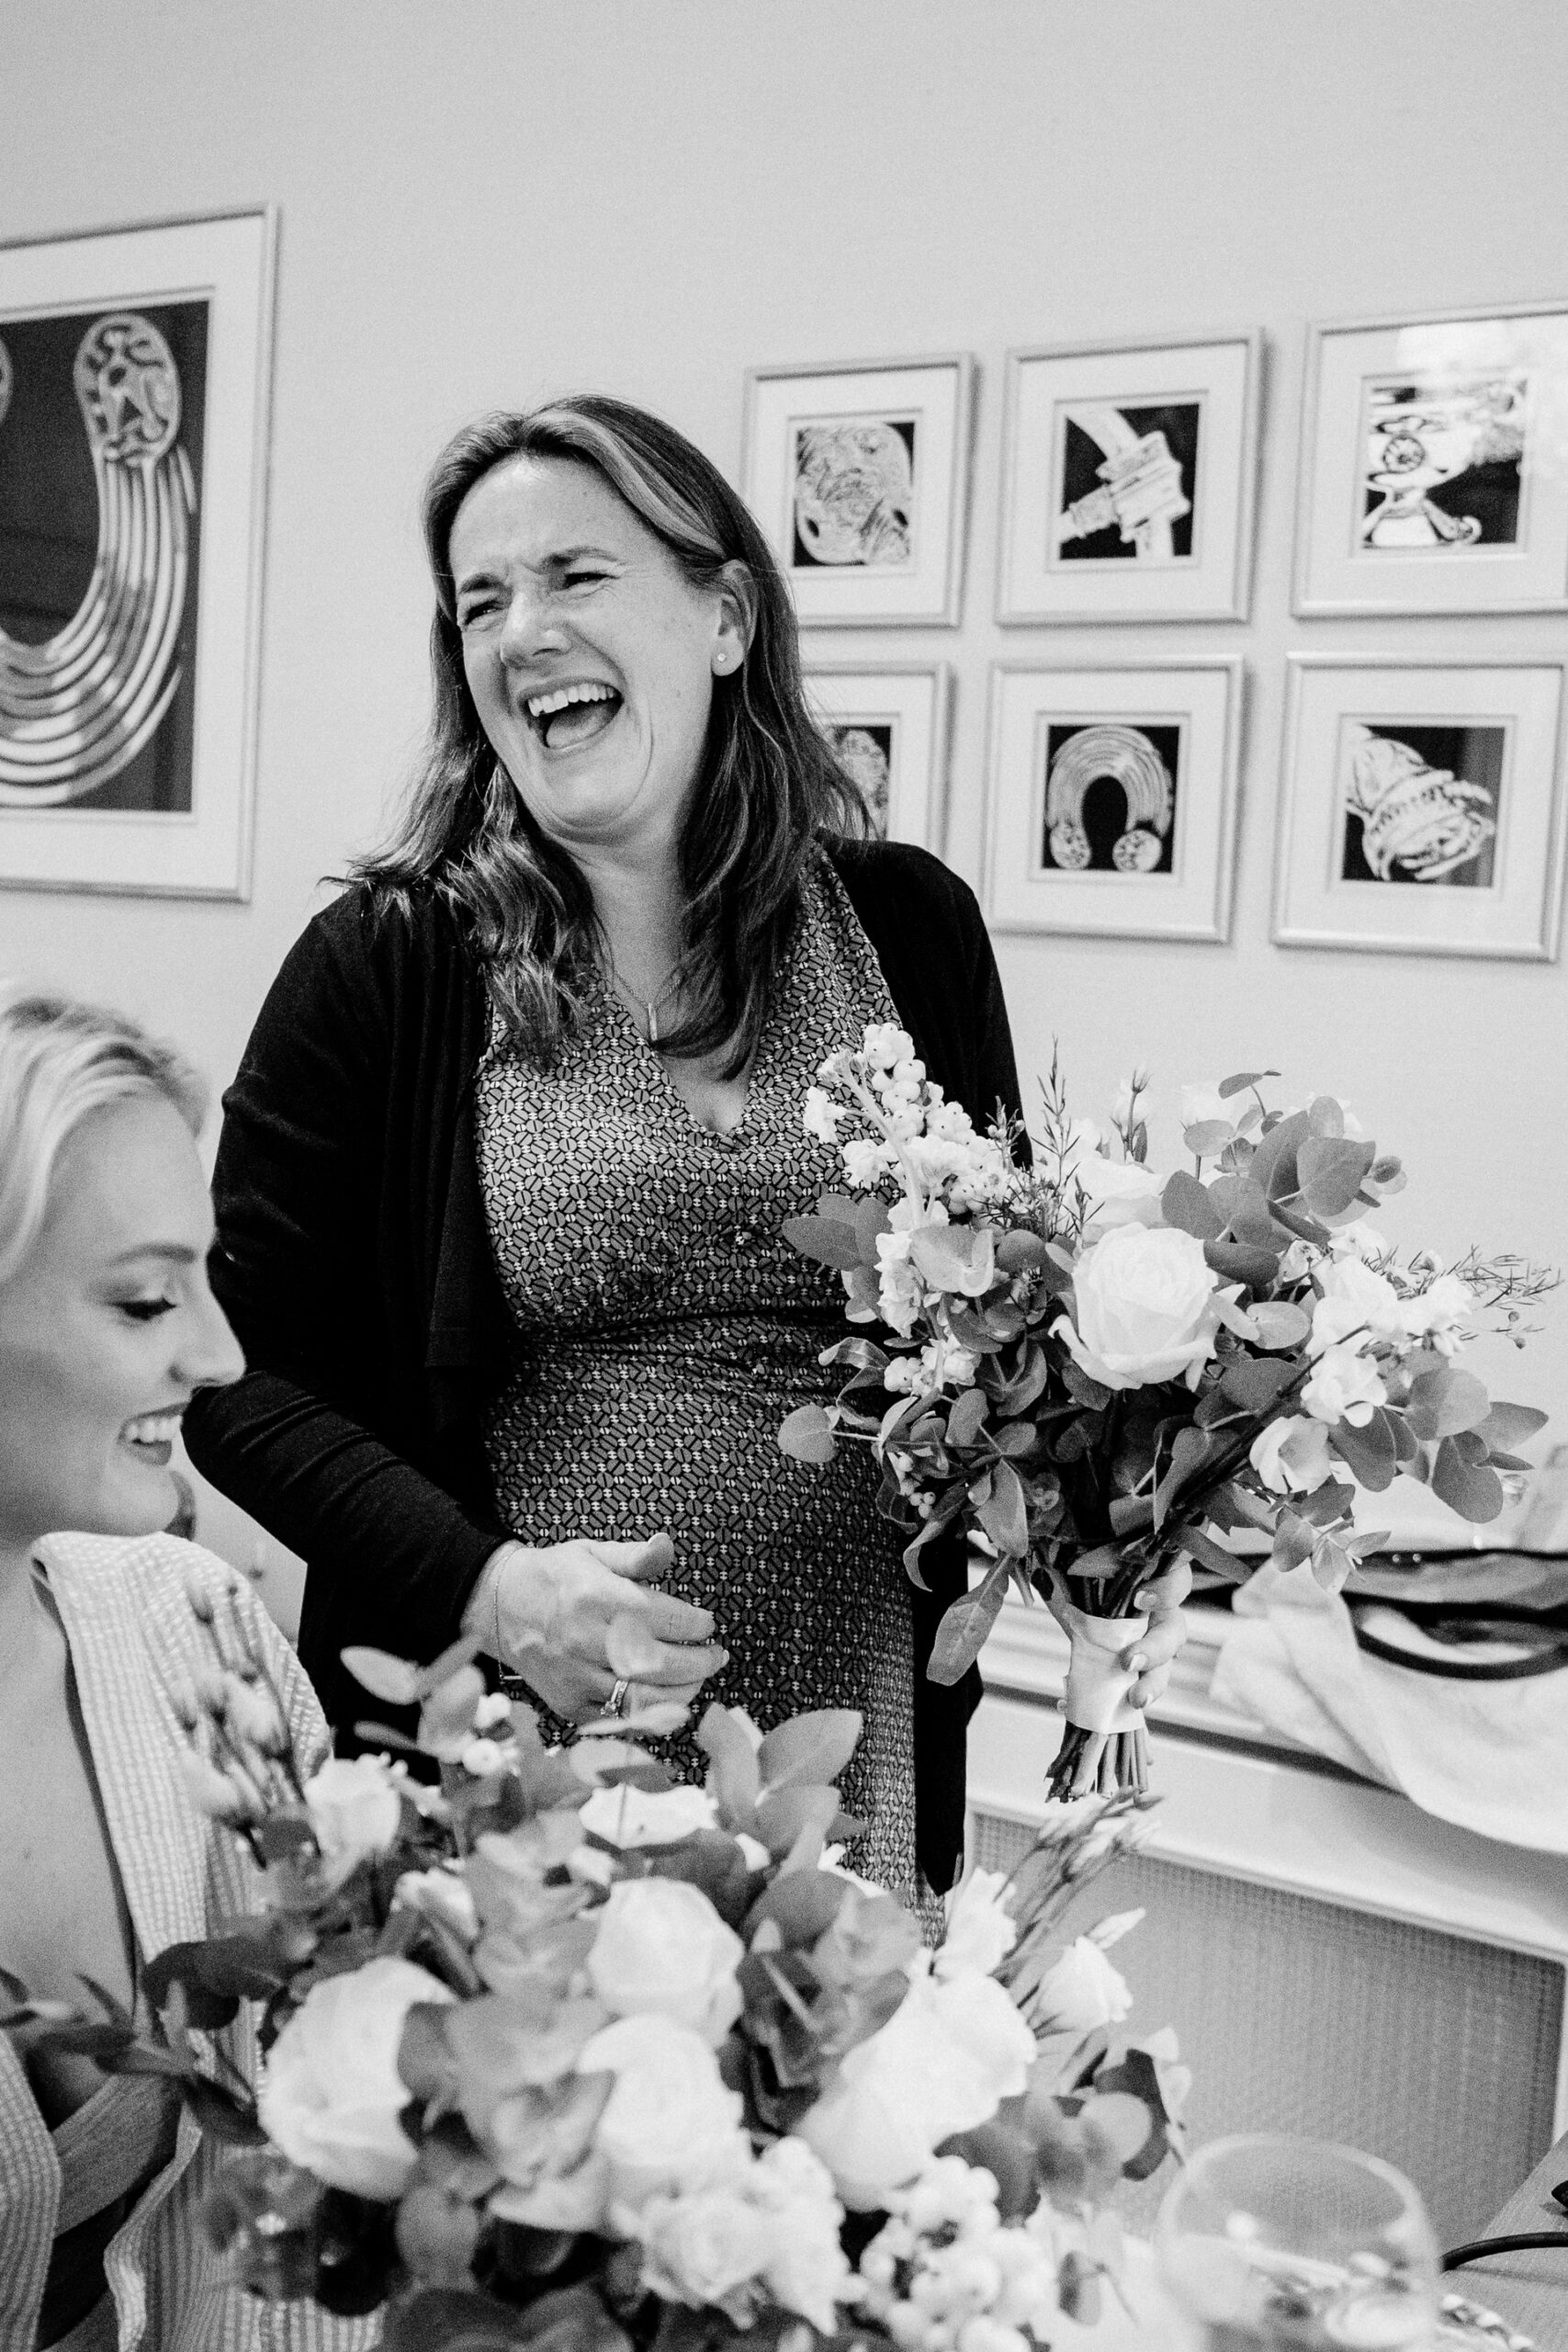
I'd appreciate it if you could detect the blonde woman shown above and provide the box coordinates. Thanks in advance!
[0,991,364,2351]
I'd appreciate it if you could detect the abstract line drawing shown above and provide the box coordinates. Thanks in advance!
[1342,724,1499,885]
[1044,722,1175,873]
[1359,375,1528,551]
[1054,402,1195,562]
[0,311,196,806]
[792,420,914,569]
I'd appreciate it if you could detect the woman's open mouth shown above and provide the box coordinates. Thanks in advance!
[525,681,623,752]
[119,1409,183,1467]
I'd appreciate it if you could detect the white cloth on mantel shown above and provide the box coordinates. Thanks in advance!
[1210,1562,1568,1854]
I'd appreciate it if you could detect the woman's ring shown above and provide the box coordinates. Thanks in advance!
[606,1678,630,1718]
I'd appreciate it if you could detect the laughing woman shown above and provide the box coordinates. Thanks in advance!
[0,992,364,2352]
[184,396,1188,1912]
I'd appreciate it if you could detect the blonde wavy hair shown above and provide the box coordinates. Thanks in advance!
[0,988,206,1288]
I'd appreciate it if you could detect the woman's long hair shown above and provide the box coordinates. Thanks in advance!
[354,395,869,1074]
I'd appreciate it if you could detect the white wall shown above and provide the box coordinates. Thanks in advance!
[4,0,1566,1517]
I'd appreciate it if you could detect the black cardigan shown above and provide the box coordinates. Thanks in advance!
[184,839,1023,1892]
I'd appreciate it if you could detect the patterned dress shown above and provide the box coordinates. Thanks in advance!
[476,860,926,1905]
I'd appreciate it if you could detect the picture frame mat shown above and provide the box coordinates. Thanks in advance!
[741,353,974,626]
[1273,658,1566,959]
[983,660,1243,942]
[0,207,276,896]
[998,329,1260,624]
[1294,302,1568,615]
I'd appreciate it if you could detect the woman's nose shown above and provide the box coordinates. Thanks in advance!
[179,1283,246,1393]
[498,583,568,665]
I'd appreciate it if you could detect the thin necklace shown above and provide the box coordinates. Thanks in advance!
[606,956,683,1046]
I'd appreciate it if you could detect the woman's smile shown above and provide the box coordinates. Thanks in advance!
[523,678,624,753]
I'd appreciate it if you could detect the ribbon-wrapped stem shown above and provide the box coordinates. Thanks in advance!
[1047,1605,1152,1801]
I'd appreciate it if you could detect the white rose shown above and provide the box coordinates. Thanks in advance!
[1248,1415,1335,1497]
[1056,1225,1225,1392]
[797,1973,1036,2210]
[302,1755,403,1865]
[579,2014,750,2213]
[258,1954,455,2198]
[1033,1936,1134,2036]
[586,1878,744,2045]
[935,1869,1017,1982]
[579,1783,718,1849]
[1316,1257,1404,1344]
[1073,1153,1167,1229]
[1179,1082,1231,1130]
[1302,1344,1387,1429]
[638,2186,772,2314]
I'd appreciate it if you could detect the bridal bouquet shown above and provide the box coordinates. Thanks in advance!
[7,1582,1188,2349]
[781,1027,1552,1799]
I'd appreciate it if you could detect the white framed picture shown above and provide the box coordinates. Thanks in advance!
[0,208,276,898]
[1294,302,1568,615]
[740,354,974,627]
[803,662,951,849]
[1273,658,1567,961]
[996,330,1261,624]
[982,661,1243,942]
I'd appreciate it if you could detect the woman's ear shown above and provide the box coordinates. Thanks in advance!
[713,561,757,673]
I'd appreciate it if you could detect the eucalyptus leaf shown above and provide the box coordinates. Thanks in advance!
[1161,1170,1223,1241]
[1404,1366,1492,1442]
[1430,1437,1506,1523]
[1204,1238,1280,1289]
[996,1229,1051,1273]
[1248,1108,1311,1203]
[1297,1136,1376,1219]
[976,1459,1029,1557]
[1218,1069,1280,1099]
[1182,1119,1235,1159]
[1478,1400,1550,1452]
[1219,1356,1296,1412]
[927,1562,1011,1684]
[1247,1300,1312,1351]
[758,1709,862,1792]
[340,1646,423,1707]
[1327,1408,1398,1491]
[780,1212,862,1271]
[947,1387,990,1448]
[778,1404,838,1464]
[1307,1095,1346,1139]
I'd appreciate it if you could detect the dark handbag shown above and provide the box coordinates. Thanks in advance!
[1346,1551,1568,1681]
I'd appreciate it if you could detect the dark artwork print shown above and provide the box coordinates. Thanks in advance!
[792,417,916,569]
[1040,719,1180,876]
[0,297,208,813]
[1055,400,1200,562]
[1359,374,1527,553]
[826,719,894,836]
[1339,721,1504,888]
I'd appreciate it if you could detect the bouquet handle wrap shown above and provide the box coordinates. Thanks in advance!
[1061,1610,1150,1736]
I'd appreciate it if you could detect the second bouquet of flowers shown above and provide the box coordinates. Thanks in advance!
[780,1028,1551,1800]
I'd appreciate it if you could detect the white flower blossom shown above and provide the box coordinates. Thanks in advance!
[1400,1272,1475,1355]
[1249,1415,1335,1496]
[1301,1343,1387,1428]
[803,1086,845,1144]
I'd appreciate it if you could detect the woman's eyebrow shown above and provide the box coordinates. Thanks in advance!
[106,1241,201,1267]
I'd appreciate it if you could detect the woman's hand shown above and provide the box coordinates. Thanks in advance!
[1044,1554,1193,1713]
[484,1532,728,1721]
